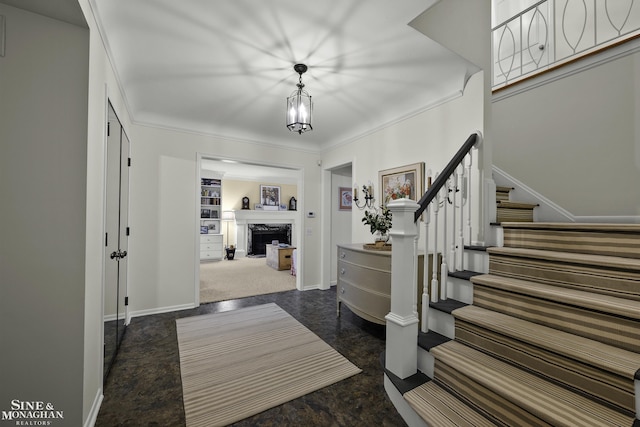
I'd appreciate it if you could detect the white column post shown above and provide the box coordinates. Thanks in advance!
[456,163,465,271]
[385,198,420,380]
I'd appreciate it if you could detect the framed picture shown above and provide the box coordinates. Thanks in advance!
[339,187,352,211]
[260,185,281,207]
[379,162,425,205]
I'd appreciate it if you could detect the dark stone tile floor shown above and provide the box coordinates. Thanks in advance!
[96,287,407,427]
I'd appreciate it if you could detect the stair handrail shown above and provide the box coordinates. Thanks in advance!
[414,133,480,222]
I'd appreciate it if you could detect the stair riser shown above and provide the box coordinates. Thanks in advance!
[417,346,434,379]
[463,251,489,273]
[497,208,534,223]
[427,309,455,339]
[503,228,640,259]
[446,276,474,304]
[473,285,640,353]
[489,255,640,301]
[455,320,635,414]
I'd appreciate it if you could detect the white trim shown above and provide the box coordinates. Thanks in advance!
[492,166,640,224]
[492,165,574,222]
[83,388,103,427]
[129,303,197,319]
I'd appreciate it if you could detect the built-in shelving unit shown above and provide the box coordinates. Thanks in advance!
[200,177,223,261]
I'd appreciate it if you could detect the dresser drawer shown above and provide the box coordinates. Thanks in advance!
[338,281,390,324]
[338,260,390,295]
[200,242,221,252]
[201,249,222,260]
[338,247,391,271]
[200,234,222,244]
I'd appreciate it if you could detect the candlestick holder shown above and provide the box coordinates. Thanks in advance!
[353,184,375,210]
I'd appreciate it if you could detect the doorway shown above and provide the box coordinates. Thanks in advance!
[195,155,303,305]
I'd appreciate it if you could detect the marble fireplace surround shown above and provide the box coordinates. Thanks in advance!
[234,210,299,257]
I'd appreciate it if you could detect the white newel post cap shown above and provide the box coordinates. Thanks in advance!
[387,198,420,237]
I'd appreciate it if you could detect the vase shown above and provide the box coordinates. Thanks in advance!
[374,231,389,245]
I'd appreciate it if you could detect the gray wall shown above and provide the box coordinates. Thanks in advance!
[0,5,89,425]
[493,47,640,218]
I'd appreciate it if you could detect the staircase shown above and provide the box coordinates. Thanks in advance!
[403,220,640,426]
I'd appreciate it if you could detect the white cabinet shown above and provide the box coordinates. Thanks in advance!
[200,177,223,261]
[200,234,223,260]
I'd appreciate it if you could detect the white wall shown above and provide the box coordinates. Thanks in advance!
[322,72,485,247]
[493,48,640,219]
[330,173,353,285]
[0,4,89,426]
[79,0,138,422]
[127,125,324,315]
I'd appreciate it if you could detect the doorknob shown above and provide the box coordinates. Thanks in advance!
[110,250,128,260]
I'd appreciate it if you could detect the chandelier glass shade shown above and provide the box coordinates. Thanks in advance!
[286,64,313,134]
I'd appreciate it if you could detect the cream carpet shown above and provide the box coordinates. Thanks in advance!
[176,303,362,427]
[200,257,296,303]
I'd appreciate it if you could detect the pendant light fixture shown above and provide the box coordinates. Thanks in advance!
[286,64,313,134]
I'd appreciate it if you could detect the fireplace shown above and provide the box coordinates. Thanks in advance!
[247,223,292,256]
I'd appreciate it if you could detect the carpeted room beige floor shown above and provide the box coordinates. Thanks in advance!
[200,256,296,303]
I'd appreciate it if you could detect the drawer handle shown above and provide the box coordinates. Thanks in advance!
[340,268,345,275]
[340,252,346,259]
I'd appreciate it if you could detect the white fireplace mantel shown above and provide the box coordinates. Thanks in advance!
[233,210,300,257]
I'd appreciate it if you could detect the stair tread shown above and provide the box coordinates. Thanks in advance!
[496,186,513,192]
[500,222,640,232]
[429,298,467,314]
[418,330,450,351]
[432,341,634,426]
[449,270,483,280]
[453,305,640,378]
[496,200,538,209]
[488,246,640,271]
[471,273,640,320]
[404,381,494,427]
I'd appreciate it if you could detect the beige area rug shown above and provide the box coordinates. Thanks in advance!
[176,303,362,427]
[200,257,296,303]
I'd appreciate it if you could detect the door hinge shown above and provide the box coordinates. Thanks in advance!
[126,227,130,236]
[128,157,131,167]
[107,122,110,137]
[105,232,108,247]
[124,296,129,306]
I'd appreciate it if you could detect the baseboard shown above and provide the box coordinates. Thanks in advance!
[83,388,103,427]
[129,303,197,319]
[493,166,640,224]
[492,166,574,222]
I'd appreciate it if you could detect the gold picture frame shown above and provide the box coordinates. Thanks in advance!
[378,162,425,205]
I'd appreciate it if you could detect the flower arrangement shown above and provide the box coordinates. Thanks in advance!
[362,204,392,237]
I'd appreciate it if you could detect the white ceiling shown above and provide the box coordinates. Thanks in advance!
[7,0,479,178]
[88,0,478,151]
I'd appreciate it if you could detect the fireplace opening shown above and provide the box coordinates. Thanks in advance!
[248,223,292,256]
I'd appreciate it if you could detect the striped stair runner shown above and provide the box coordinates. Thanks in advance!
[402,222,640,426]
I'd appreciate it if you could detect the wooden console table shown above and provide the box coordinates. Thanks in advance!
[266,245,296,271]
[337,243,436,325]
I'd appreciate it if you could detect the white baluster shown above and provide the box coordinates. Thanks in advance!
[421,207,430,333]
[440,181,448,301]
[431,182,440,303]
[450,172,457,273]
[466,152,473,245]
[456,163,465,271]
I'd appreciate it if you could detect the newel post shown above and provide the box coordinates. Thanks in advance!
[385,198,420,379]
